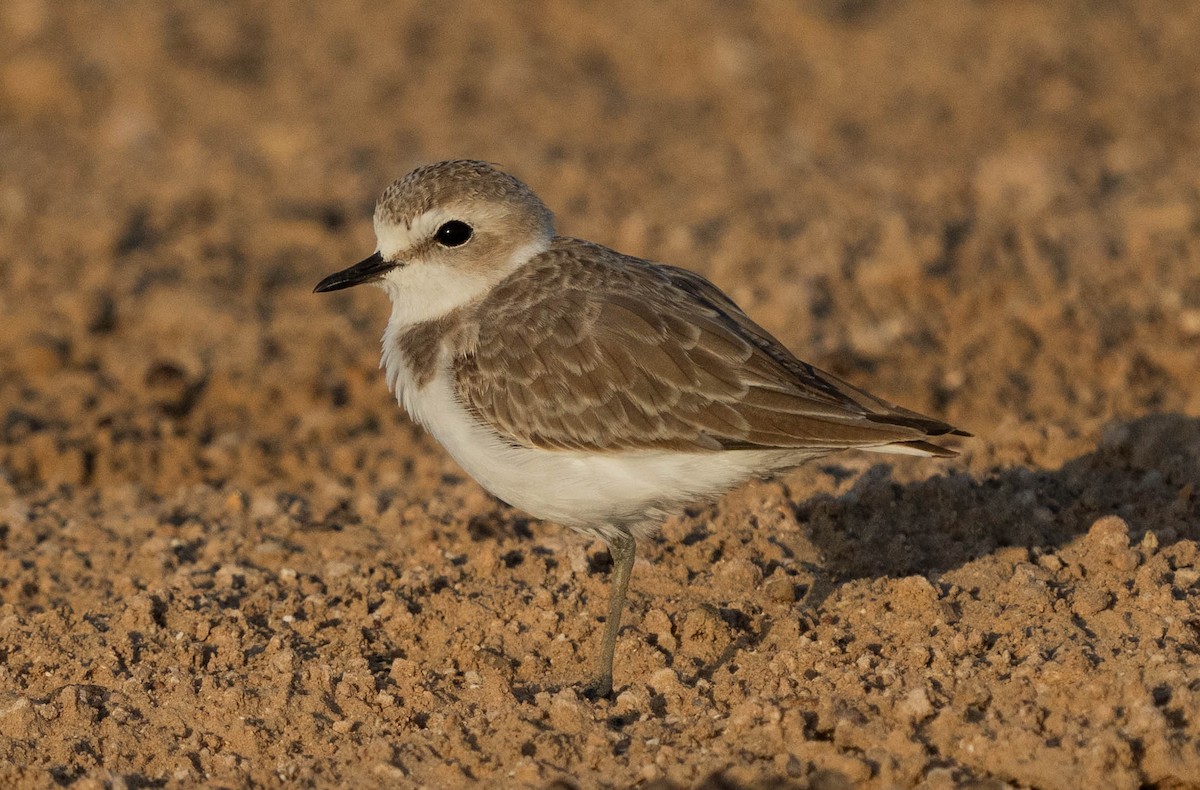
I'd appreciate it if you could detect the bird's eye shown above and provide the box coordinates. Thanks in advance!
[434,220,473,248]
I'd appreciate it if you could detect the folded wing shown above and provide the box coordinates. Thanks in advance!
[455,239,968,455]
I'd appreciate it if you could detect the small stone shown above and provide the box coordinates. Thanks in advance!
[1179,308,1200,338]
[1087,515,1130,551]
[0,695,40,739]
[678,606,730,662]
[1174,568,1199,588]
[14,336,67,376]
[643,608,676,652]
[224,491,248,514]
[727,701,762,734]
[899,687,933,722]
[1112,549,1140,572]
[613,689,646,715]
[323,561,354,579]
[547,690,588,734]
[250,495,281,521]
[1140,531,1159,554]
[1072,588,1113,617]
[925,766,958,790]
[1037,553,1064,572]
[764,575,797,603]
[648,668,681,694]
[716,558,763,591]
[271,648,296,674]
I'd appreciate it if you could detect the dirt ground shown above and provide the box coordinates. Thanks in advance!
[1,1,1199,787]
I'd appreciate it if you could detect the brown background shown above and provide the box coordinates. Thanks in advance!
[2,1,1199,787]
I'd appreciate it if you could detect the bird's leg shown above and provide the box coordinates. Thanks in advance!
[586,532,636,699]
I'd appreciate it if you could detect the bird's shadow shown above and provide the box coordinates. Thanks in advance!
[796,412,1198,593]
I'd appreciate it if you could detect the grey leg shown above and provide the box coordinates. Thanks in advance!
[586,532,636,698]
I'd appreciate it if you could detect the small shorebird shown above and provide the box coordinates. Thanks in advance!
[315,160,967,697]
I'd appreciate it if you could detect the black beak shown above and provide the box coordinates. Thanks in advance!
[313,251,393,293]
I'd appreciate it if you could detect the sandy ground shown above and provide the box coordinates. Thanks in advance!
[2,1,1199,787]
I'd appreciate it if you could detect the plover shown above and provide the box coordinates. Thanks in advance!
[315,160,968,697]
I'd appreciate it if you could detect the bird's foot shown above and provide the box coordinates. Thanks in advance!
[582,673,614,701]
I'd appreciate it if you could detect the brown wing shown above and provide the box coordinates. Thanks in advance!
[454,238,968,454]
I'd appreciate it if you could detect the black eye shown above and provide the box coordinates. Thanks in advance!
[435,220,473,247]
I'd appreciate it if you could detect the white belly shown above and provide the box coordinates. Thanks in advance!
[393,364,807,540]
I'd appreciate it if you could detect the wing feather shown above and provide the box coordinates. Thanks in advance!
[454,238,967,454]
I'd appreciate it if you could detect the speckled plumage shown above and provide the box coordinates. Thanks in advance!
[453,237,963,455]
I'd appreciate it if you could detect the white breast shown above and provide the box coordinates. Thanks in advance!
[385,347,808,541]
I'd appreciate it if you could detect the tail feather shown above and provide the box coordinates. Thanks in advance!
[868,439,960,458]
[864,410,971,439]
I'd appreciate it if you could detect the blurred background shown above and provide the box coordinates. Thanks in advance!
[2,0,1198,495]
[1,1,1199,787]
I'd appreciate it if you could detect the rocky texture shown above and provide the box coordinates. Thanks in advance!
[1,1,1199,787]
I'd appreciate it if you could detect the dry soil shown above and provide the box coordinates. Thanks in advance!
[1,1,1199,788]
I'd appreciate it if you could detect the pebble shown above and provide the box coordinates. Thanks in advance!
[899,687,934,722]
[547,690,588,734]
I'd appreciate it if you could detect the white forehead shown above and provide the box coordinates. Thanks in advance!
[373,207,452,260]
[373,200,551,261]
